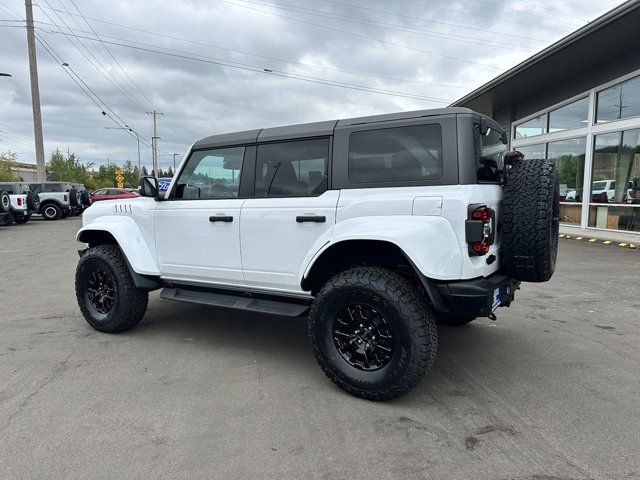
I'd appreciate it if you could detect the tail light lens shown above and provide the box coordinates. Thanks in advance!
[17,197,23,206]
[465,205,495,256]
[64,194,69,202]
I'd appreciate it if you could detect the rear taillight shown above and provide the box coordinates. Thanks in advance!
[17,197,23,206]
[64,194,69,202]
[465,205,495,256]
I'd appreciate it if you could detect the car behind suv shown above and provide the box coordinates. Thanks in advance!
[75,107,559,400]
[0,182,40,225]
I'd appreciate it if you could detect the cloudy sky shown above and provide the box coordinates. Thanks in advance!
[0,0,626,171]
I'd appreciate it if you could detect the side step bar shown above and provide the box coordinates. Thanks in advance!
[160,287,311,317]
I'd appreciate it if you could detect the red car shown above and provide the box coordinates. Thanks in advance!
[90,188,139,202]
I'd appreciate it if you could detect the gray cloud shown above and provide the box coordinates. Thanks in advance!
[0,0,625,170]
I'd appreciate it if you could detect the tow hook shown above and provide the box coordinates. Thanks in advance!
[78,248,88,258]
[488,312,497,321]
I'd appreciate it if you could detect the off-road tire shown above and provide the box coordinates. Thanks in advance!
[435,314,476,326]
[14,214,30,224]
[41,202,62,220]
[0,210,14,226]
[0,191,10,214]
[309,267,437,401]
[80,190,91,206]
[69,188,79,207]
[26,191,40,211]
[502,158,559,282]
[75,244,148,333]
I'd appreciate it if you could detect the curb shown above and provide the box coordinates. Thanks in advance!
[559,234,637,250]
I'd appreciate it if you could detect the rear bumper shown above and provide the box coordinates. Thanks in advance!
[422,272,520,318]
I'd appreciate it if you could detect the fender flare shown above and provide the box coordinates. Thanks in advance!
[300,215,464,285]
[76,216,160,277]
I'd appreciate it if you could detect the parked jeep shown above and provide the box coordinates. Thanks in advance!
[25,181,73,220]
[0,182,40,225]
[70,183,91,216]
[75,107,559,400]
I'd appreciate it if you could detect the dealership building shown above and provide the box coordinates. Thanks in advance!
[453,0,640,238]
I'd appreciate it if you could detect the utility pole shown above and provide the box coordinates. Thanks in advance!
[25,0,46,181]
[148,110,163,177]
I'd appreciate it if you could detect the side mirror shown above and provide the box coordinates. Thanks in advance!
[138,176,159,198]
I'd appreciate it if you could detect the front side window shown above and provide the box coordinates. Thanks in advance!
[596,75,640,124]
[173,146,245,199]
[255,138,329,197]
[348,124,442,183]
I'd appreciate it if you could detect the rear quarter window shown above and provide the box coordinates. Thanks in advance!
[348,124,443,183]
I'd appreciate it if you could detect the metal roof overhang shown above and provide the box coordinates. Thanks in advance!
[451,0,640,115]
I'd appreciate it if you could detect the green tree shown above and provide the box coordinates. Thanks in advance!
[0,150,18,182]
[48,148,93,183]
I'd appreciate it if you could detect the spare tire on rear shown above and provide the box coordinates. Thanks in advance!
[80,189,91,206]
[501,158,559,283]
[27,191,40,210]
[0,191,10,214]
[69,188,79,207]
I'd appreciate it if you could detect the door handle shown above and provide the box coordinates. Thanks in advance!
[209,215,233,222]
[296,215,326,223]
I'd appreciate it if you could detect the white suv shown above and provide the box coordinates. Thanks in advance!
[75,108,559,400]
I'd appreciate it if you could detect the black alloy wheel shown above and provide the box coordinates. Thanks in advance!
[333,304,395,371]
[86,268,117,314]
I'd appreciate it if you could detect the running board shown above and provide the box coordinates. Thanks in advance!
[160,287,310,317]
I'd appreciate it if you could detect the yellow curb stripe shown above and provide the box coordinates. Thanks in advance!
[559,234,565,238]
[630,244,636,249]
[575,236,583,240]
[603,240,612,245]
[619,243,627,247]
[589,238,597,242]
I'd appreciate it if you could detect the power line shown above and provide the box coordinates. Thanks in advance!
[33,4,475,90]
[37,0,149,114]
[470,0,588,24]
[39,28,454,103]
[303,0,552,44]
[384,0,569,32]
[66,0,156,110]
[35,33,156,153]
[215,0,503,70]
[223,0,537,52]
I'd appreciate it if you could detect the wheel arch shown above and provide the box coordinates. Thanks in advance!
[301,239,450,313]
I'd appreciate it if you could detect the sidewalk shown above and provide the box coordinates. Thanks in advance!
[559,225,638,249]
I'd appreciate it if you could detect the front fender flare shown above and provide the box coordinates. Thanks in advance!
[76,216,159,276]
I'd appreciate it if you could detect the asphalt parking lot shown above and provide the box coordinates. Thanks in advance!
[1,217,639,480]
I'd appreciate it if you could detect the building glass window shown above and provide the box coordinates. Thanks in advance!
[548,97,589,133]
[589,128,640,232]
[517,143,545,159]
[596,75,640,124]
[548,138,586,225]
[514,115,546,139]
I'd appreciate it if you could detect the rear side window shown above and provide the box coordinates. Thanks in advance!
[348,124,443,183]
[477,127,507,183]
[255,138,329,197]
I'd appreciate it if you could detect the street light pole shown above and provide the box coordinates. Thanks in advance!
[173,153,179,171]
[104,127,141,174]
[25,0,46,181]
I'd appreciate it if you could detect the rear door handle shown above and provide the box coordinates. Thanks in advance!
[209,215,233,222]
[296,215,326,223]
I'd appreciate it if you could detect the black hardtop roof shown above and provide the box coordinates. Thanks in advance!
[193,107,480,150]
